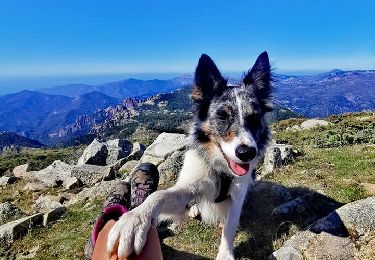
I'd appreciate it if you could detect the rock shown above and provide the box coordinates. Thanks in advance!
[157,150,185,184]
[262,144,292,175]
[42,207,66,226]
[0,214,43,247]
[33,196,64,213]
[300,119,330,130]
[271,196,375,260]
[304,232,357,259]
[0,175,17,186]
[29,160,72,187]
[119,160,139,176]
[142,133,187,162]
[0,202,27,225]
[110,158,127,173]
[22,182,46,192]
[16,245,40,259]
[71,164,115,186]
[106,139,133,165]
[127,142,145,160]
[63,177,81,190]
[68,180,118,205]
[270,246,303,260]
[12,163,29,178]
[360,182,375,196]
[77,139,108,166]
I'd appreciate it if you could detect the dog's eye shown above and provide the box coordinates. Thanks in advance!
[245,114,260,129]
[216,109,229,121]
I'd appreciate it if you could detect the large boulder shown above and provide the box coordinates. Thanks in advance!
[127,142,145,160]
[12,163,30,179]
[0,214,43,247]
[77,139,108,166]
[139,133,187,184]
[0,202,27,226]
[68,180,119,205]
[71,164,115,186]
[271,196,375,260]
[106,139,133,165]
[28,160,72,187]
[32,196,66,226]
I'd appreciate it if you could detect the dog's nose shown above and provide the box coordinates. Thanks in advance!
[235,145,257,162]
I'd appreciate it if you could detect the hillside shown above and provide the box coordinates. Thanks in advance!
[0,132,45,155]
[0,91,120,143]
[0,112,374,259]
[274,70,375,117]
[51,86,300,146]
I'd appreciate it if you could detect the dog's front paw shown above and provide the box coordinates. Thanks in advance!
[216,248,235,260]
[107,209,152,258]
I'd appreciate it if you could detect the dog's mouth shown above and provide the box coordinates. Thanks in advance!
[225,157,250,176]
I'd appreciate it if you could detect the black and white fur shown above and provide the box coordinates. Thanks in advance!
[107,52,272,259]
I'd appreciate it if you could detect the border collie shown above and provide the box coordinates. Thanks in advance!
[107,52,272,259]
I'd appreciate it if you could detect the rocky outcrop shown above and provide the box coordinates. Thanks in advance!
[105,139,133,165]
[68,180,119,205]
[27,160,73,187]
[0,214,43,247]
[71,164,115,186]
[33,196,67,226]
[0,202,27,226]
[300,119,330,130]
[12,164,29,179]
[271,196,375,260]
[139,133,187,184]
[77,139,108,166]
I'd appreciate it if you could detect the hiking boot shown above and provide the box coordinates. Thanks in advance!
[130,162,159,209]
[84,181,130,259]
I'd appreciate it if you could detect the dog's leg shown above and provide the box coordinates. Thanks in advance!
[216,178,250,260]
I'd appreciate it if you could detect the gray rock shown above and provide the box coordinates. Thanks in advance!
[127,142,145,160]
[33,196,64,213]
[77,139,108,166]
[71,164,115,186]
[272,197,375,260]
[0,175,17,186]
[0,214,43,247]
[0,202,27,225]
[42,207,66,226]
[142,133,187,162]
[63,177,81,190]
[271,246,303,260]
[110,158,127,173]
[157,150,185,184]
[262,144,292,175]
[29,160,72,187]
[106,139,133,165]
[300,119,330,130]
[68,180,118,205]
[119,160,139,176]
[303,232,357,260]
[22,182,46,192]
[12,163,29,179]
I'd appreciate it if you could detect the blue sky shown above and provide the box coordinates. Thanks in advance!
[0,0,374,79]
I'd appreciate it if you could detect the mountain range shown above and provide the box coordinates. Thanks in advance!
[0,69,373,145]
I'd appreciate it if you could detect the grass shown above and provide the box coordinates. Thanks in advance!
[0,146,84,175]
[267,144,375,203]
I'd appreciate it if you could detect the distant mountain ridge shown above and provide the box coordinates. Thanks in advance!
[0,69,373,145]
[0,131,44,154]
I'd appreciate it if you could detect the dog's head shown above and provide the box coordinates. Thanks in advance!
[191,52,272,177]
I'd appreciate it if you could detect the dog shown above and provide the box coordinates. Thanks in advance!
[107,51,272,259]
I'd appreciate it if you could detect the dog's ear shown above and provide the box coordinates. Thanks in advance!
[243,51,273,111]
[192,54,226,120]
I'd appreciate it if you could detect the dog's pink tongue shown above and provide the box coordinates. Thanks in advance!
[228,159,249,176]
